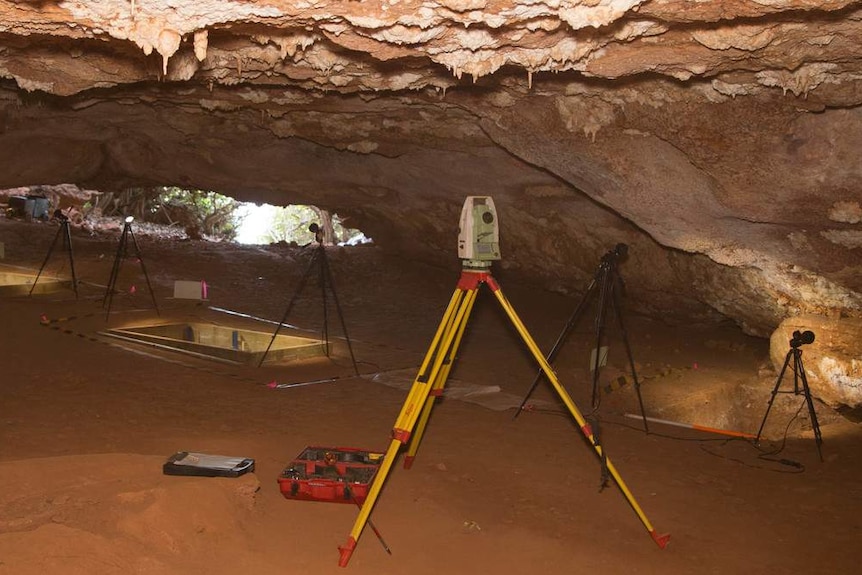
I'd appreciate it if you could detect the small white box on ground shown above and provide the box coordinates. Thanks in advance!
[174,280,207,300]
[589,346,609,370]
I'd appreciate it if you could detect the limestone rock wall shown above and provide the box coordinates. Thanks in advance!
[770,315,862,411]
[0,1,861,337]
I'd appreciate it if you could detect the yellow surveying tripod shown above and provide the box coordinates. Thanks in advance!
[337,197,669,566]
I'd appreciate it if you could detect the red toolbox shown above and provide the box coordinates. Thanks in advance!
[278,446,384,504]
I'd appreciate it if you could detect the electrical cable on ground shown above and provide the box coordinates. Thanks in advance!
[522,407,807,473]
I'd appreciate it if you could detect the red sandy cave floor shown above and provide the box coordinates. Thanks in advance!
[0,217,859,575]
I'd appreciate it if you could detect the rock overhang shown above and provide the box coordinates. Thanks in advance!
[0,0,860,339]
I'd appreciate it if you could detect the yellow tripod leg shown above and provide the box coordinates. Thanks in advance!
[404,286,479,468]
[339,280,479,566]
[393,287,465,428]
[392,288,474,434]
[339,437,401,566]
[487,278,670,549]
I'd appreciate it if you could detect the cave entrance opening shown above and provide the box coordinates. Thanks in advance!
[0,185,373,247]
[233,203,372,247]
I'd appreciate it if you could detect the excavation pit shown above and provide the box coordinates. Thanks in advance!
[102,322,326,365]
[0,270,71,296]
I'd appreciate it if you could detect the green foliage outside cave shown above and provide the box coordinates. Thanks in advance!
[156,187,240,240]
[91,186,368,245]
[91,186,239,240]
[260,204,368,246]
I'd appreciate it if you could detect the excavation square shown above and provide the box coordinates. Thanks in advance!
[102,322,326,365]
[0,270,71,296]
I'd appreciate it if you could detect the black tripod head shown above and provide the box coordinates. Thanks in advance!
[789,329,815,349]
[599,243,629,269]
[308,222,324,245]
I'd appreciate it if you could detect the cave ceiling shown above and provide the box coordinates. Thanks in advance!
[1,0,861,336]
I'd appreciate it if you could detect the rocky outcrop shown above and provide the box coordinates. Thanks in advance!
[0,1,860,338]
[770,315,862,410]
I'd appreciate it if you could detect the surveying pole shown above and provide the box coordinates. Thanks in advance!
[337,197,669,567]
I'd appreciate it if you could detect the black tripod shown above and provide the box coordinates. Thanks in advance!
[514,244,649,431]
[30,212,79,298]
[102,217,159,320]
[259,223,359,375]
[755,329,823,461]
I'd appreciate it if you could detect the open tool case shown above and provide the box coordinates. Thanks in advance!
[278,446,383,504]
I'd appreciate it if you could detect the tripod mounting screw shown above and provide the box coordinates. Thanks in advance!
[790,329,815,349]
[600,243,629,266]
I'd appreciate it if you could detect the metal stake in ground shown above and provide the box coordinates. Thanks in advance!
[323,451,392,555]
[30,211,79,299]
[755,329,823,461]
[102,216,160,320]
[258,223,359,375]
[512,243,649,433]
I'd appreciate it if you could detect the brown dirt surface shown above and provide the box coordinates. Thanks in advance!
[0,216,859,574]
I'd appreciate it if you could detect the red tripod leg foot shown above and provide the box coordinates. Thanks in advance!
[651,530,671,549]
[338,537,357,567]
